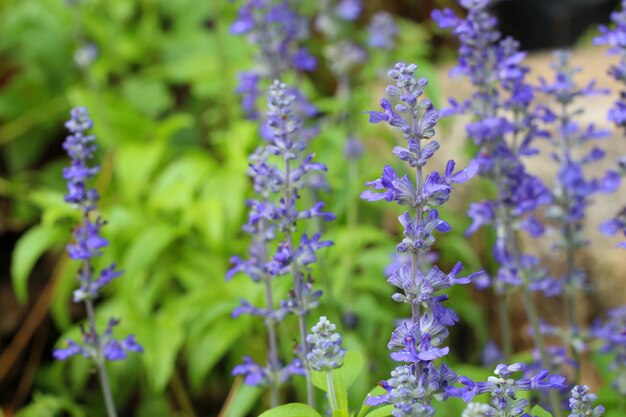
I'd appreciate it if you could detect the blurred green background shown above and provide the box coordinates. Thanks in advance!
[0,0,620,416]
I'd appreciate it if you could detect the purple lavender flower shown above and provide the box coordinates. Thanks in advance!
[537,51,622,382]
[55,107,142,417]
[595,0,626,130]
[366,365,435,417]
[592,306,626,395]
[434,6,566,386]
[361,62,481,414]
[227,81,334,407]
[306,316,345,371]
[568,385,605,417]
[458,363,566,414]
[600,208,626,248]
[231,0,316,119]
[594,3,626,248]
[368,12,398,50]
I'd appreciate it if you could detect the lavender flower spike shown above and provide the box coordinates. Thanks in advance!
[594,1,626,248]
[362,63,481,415]
[568,385,605,417]
[55,107,142,417]
[228,80,334,407]
[306,316,345,372]
[458,363,566,416]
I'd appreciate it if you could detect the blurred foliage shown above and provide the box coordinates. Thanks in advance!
[2,0,605,416]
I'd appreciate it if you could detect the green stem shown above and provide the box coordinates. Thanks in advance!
[519,282,563,417]
[85,300,118,417]
[563,223,582,385]
[263,278,280,407]
[285,152,314,408]
[498,294,512,362]
[326,371,338,411]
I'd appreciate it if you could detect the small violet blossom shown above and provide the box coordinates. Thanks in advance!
[54,107,142,363]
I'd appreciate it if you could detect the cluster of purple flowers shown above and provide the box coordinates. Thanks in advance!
[568,385,605,417]
[316,0,366,78]
[54,107,142,417]
[535,50,621,376]
[595,0,626,248]
[433,0,553,300]
[55,107,142,362]
[231,0,317,120]
[362,62,480,416]
[433,2,575,414]
[306,316,345,372]
[227,80,334,406]
[460,363,566,416]
[592,306,626,396]
[367,12,398,51]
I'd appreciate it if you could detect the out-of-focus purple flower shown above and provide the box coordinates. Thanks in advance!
[344,136,364,160]
[482,341,503,367]
[368,12,398,50]
[233,356,305,386]
[324,40,367,76]
[336,0,361,21]
[74,43,98,68]
[592,306,626,395]
[236,71,261,120]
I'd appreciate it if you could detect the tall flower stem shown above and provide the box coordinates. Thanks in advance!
[284,157,315,408]
[563,223,581,384]
[519,284,564,417]
[85,299,118,417]
[326,371,338,411]
[498,295,512,361]
[558,97,582,385]
[263,278,280,407]
[511,233,563,417]
[410,109,423,329]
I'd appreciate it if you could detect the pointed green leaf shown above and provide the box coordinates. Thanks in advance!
[11,223,65,303]
[258,403,322,417]
[364,405,393,417]
[311,350,364,393]
[530,405,553,417]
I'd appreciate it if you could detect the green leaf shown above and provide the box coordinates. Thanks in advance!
[187,316,249,391]
[11,223,65,303]
[136,313,185,393]
[121,77,172,117]
[122,224,179,294]
[14,393,85,417]
[258,403,322,417]
[363,405,393,417]
[312,350,365,393]
[116,142,165,200]
[224,383,262,417]
[530,405,553,417]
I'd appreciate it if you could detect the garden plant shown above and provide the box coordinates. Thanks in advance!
[0,0,625,416]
